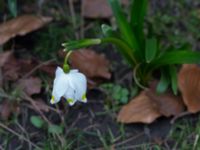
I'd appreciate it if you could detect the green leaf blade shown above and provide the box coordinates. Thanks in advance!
[108,0,140,58]
[156,70,170,94]
[48,124,63,134]
[152,51,200,67]
[169,66,178,95]
[30,116,45,128]
[145,38,157,63]
[130,0,148,29]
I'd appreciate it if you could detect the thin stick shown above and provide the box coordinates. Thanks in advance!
[170,111,192,124]
[22,93,65,147]
[22,59,55,79]
[68,0,79,39]
[0,122,41,150]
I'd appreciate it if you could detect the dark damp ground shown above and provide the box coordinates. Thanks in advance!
[0,0,200,149]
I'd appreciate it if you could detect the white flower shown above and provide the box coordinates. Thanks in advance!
[50,67,87,106]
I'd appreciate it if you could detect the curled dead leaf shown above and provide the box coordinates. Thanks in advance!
[2,51,20,81]
[0,100,20,120]
[146,90,185,117]
[82,0,129,18]
[118,88,185,124]
[18,77,42,96]
[178,64,200,113]
[33,99,49,113]
[0,15,52,45]
[117,91,161,124]
[70,49,111,79]
[0,51,13,67]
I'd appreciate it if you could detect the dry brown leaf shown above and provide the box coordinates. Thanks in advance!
[34,99,49,113]
[70,49,111,79]
[2,51,20,81]
[0,51,13,67]
[117,91,161,124]
[0,15,52,45]
[0,100,20,120]
[82,0,129,18]
[18,77,42,95]
[39,63,57,77]
[146,90,185,117]
[178,64,200,113]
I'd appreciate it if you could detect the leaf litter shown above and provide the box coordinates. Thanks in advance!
[0,15,52,45]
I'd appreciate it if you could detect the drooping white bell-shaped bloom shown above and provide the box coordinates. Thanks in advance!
[50,67,87,106]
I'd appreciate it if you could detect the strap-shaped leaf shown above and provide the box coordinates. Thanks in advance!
[169,66,178,95]
[145,38,157,63]
[130,0,148,48]
[108,0,140,58]
[156,69,170,94]
[130,0,148,29]
[152,51,200,67]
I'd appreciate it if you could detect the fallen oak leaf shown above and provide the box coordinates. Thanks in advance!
[0,100,20,120]
[146,90,185,117]
[117,91,162,124]
[82,0,112,18]
[31,99,49,113]
[178,64,200,113]
[82,0,129,18]
[0,51,13,67]
[18,77,42,96]
[2,51,21,81]
[70,49,111,79]
[0,15,52,45]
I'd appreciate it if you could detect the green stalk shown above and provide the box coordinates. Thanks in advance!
[101,37,137,65]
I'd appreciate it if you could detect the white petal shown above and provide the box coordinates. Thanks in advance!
[68,72,87,102]
[69,69,79,73]
[51,74,69,104]
[55,67,64,77]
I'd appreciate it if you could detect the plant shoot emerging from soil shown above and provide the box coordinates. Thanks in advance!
[62,0,200,95]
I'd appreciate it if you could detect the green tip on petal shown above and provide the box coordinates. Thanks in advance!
[67,98,74,105]
[50,96,55,104]
[81,93,87,102]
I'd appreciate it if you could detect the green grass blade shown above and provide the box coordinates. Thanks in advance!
[169,66,178,95]
[108,0,140,57]
[130,0,148,29]
[130,0,148,48]
[152,51,200,67]
[8,0,17,17]
[145,38,157,63]
[156,69,170,94]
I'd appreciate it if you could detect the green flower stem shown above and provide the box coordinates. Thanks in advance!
[101,37,137,65]
[133,63,148,90]
[63,51,73,73]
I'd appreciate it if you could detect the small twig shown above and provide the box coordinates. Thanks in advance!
[170,111,192,124]
[0,122,41,150]
[22,59,55,79]
[22,102,61,114]
[163,140,171,150]
[15,122,32,150]
[193,134,199,150]
[115,132,144,147]
[22,93,65,146]
[80,0,85,39]
[68,0,79,39]
[0,144,4,150]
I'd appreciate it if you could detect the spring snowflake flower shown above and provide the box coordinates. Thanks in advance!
[50,67,87,106]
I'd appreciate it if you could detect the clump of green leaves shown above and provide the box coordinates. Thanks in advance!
[62,0,200,94]
[101,83,129,104]
[7,0,17,17]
